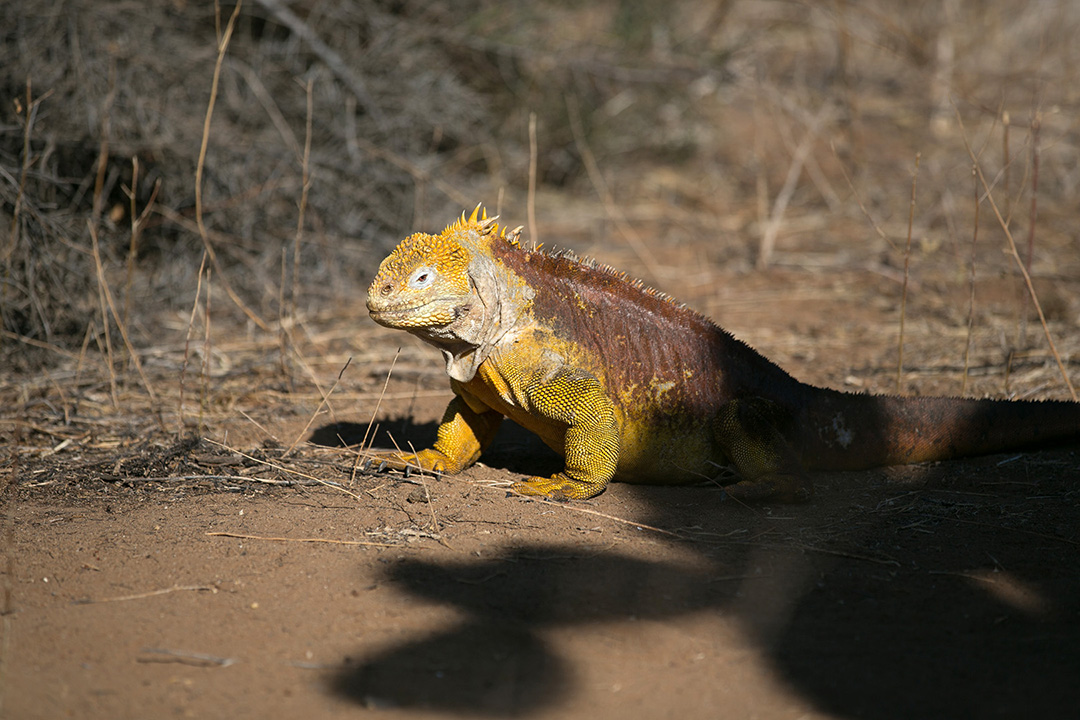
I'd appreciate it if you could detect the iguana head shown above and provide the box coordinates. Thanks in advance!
[367,223,473,333]
[367,205,529,381]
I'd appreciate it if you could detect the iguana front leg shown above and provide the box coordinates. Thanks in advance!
[364,394,502,475]
[714,397,813,503]
[510,369,620,500]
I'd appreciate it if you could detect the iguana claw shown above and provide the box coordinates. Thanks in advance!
[511,474,606,501]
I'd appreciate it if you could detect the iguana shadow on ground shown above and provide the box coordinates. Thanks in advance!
[328,451,1080,718]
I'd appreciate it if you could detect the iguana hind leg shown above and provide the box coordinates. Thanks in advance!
[714,397,813,503]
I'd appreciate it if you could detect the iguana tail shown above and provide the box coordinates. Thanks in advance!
[796,388,1080,471]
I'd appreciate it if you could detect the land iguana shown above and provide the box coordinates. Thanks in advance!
[363,205,1080,502]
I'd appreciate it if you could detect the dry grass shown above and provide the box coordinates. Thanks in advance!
[3,0,1080,501]
[5,7,1080,705]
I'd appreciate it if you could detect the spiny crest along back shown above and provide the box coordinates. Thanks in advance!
[441,203,524,247]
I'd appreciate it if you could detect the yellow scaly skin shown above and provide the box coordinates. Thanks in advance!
[365,207,620,499]
[365,205,810,501]
[365,205,1080,502]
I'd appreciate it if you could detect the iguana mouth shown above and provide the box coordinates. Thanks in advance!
[368,300,466,327]
[369,306,431,325]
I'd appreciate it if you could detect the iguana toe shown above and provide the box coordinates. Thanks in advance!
[511,474,605,500]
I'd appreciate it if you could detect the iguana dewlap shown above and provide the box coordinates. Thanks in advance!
[364,205,1080,502]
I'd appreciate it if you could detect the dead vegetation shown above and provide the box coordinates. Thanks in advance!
[0,14,1074,584]
[1,0,1078,500]
[0,0,1078,531]
[2,6,1080,715]
[6,11,1080,716]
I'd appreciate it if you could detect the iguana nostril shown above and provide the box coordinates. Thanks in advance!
[381,283,392,296]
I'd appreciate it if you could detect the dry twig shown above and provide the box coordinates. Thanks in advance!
[88,222,164,429]
[757,102,830,269]
[896,152,920,393]
[527,111,539,248]
[204,438,364,501]
[953,105,1077,400]
[284,357,351,457]
[137,648,236,667]
[75,584,215,604]
[194,0,270,332]
[206,531,401,547]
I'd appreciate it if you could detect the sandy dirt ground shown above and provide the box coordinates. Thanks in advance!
[4,3,1080,718]
[5,266,1080,720]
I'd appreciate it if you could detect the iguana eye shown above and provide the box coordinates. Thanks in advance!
[408,266,435,289]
